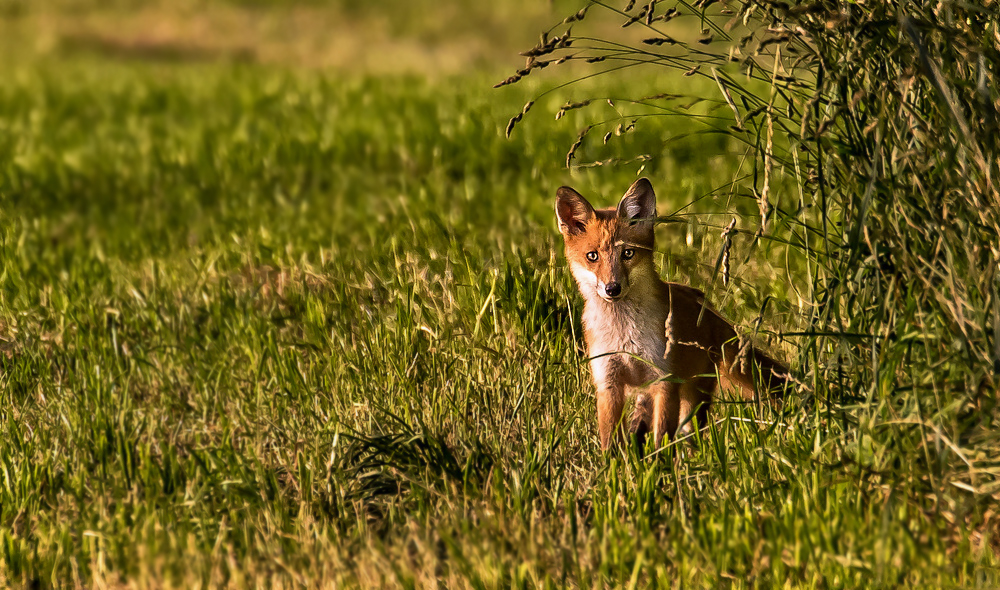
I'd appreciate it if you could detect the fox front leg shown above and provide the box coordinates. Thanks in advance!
[628,392,652,450]
[650,380,681,448]
[596,383,626,450]
[677,376,715,435]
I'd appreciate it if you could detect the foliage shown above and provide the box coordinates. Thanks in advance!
[500,0,1000,582]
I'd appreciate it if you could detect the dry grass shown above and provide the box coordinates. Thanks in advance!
[0,0,579,74]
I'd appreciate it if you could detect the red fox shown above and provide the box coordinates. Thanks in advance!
[556,178,788,450]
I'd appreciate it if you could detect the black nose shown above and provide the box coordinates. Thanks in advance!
[605,282,622,298]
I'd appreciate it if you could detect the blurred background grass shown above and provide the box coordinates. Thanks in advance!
[0,0,587,73]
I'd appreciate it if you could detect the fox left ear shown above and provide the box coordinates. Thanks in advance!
[617,178,656,222]
[556,186,596,236]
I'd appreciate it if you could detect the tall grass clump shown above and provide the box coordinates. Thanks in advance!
[502,0,1000,569]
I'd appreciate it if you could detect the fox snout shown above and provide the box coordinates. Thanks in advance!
[569,263,630,303]
[576,251,631,302]
[596,275,628,302]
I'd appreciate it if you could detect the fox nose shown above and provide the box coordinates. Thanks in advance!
[605,282,622,298]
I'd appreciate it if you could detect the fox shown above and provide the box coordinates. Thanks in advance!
[556,178,788,450]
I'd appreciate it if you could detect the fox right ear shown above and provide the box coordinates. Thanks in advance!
[617,178,656,222]
[555,187,596,236]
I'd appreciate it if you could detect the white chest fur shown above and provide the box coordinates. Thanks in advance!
[582,296,671,384]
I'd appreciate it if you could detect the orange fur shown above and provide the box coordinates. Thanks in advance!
[556,178,788,450]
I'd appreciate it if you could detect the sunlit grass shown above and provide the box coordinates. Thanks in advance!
[0,11,996,589]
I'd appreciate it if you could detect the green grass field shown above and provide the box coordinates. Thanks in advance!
[0,1,996,588]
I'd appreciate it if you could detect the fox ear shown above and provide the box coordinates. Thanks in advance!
[617,178,656,222]
[556,186,596,236]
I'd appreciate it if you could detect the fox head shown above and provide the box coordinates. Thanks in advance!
[556,178,658,303]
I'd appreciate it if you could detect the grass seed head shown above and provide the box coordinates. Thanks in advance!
[563,6,589,24]
[505,113,522,138]
[565,125,593,167]
[720,217,737,286]
[643,36,678,46]
[493,74,522,88]
[622,5,648,27]
[645,1,658,25]
[555,99,592,120]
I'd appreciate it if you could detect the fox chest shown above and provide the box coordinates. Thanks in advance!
[582,302,670,386]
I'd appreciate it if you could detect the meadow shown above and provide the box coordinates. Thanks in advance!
[0,1,997,588]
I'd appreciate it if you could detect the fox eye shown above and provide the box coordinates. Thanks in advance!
[586,251,599,262]
[622,248,635,260]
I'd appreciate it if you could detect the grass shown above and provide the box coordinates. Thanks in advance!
[1,2,998,588]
